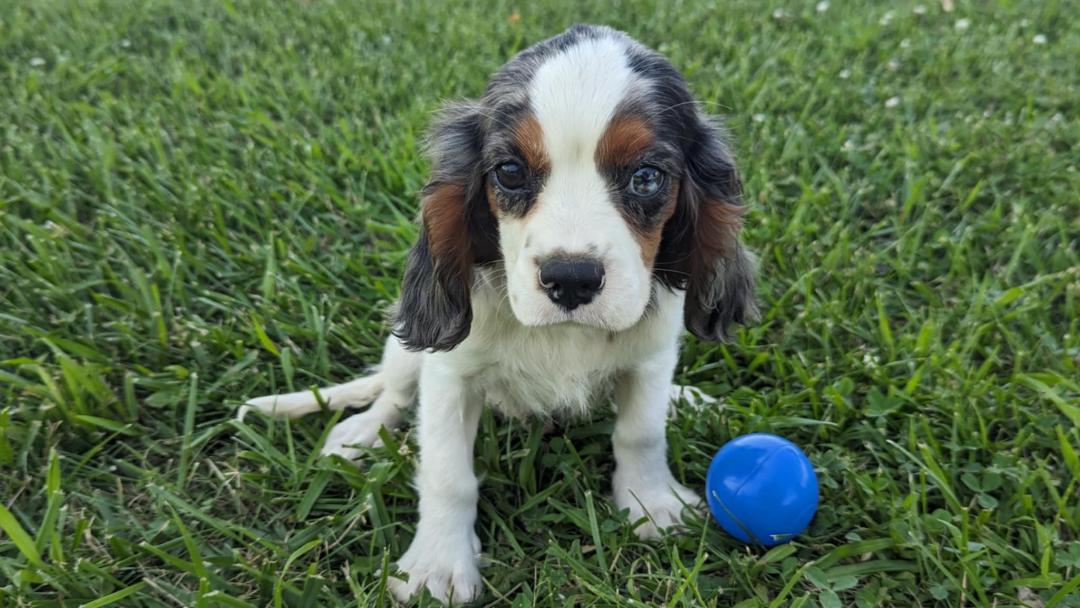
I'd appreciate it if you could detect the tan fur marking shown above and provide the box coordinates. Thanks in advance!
[598,114,667,265]
[634,184,680,266]
[422,183,472,279]
[596,115,653,169]
[690,198,746,274]
[485,182,499,216]
[513,114,550,173]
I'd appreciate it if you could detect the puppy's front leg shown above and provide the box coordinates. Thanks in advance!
[388,357,483,604]
[612,350,702,540]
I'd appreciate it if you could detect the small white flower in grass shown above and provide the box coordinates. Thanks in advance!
[121,39,131,48]
[772,8,788,20]
[885,96,901,108]
[1033,34,1047,45]
[816,1,829,13]
[879,10,895,26]
[862,352,880,369]
[839,68,852,79]
[913,4,927,15]
[752,113,767,123]
[887,59,901,71]
[955,18,970,31]
[842,139,856,151]
[29,57,45,67]
[43,220,66,237]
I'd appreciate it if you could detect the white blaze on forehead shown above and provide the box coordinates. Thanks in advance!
[528,36,636,163]
[501,34,653,332]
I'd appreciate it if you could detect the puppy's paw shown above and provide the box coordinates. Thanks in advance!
[237,391,329,421]
[320,410,390,461]
[670,384,717,405]
[615,475,702,540]
[237,394,300,421]
[388,531,483,604]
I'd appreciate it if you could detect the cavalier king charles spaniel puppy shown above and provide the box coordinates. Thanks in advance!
[240,24,757,603]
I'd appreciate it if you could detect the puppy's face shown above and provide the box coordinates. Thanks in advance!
[486,36,681,331]
[395,26,757,351]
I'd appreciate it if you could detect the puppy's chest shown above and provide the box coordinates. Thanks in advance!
[450,275,683,417]
[472,329,629,417]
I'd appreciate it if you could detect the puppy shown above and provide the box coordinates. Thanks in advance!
[240,24,757,603]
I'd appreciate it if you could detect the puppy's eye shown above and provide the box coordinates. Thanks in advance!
[628,166,664,197]
[493,162,527,191]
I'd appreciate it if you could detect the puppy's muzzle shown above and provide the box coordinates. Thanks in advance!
[538,256,606,311]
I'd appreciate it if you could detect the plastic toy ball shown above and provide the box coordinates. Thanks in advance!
[705,433,819,546]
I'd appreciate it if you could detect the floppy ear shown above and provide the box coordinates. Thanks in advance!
[655,113,759,342]
[392,102,499,351]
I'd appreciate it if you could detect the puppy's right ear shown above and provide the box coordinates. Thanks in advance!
[393,102,499,352]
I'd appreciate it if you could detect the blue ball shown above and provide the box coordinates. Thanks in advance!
[705,433,819,546]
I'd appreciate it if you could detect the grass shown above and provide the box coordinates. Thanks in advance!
[1,0,1078,605]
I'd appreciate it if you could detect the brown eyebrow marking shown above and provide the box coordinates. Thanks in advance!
[596,113,670,266]
[512,114,550,173]
[595,114,653,168]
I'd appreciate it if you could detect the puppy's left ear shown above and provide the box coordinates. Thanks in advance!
[656,113,759,342]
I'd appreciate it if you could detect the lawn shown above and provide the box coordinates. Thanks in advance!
[1,0,1078,606]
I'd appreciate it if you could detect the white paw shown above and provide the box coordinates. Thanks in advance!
[388,531,483,604]
[320,411,389,461]
[615,475,702,540]
[669,384,717,412]
[237,393,306,421]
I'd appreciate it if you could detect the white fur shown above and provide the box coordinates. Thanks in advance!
[502,35,653,332]
[238,36,708,605]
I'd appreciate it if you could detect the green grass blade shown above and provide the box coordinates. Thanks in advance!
[78,582,147,608]
[0,503,44,568]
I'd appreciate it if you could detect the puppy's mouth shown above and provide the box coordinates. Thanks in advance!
[519,302,636,333]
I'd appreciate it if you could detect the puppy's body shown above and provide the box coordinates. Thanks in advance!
[241,25,757,603]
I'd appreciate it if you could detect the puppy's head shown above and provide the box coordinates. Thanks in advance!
[395,25,757,351]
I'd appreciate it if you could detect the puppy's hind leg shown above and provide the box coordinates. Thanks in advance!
[239,335,419,423]
[320,337,421,460]
[240,367,388,423]
[238,372,385,421]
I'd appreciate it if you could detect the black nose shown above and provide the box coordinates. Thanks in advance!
[538,257,605,311]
